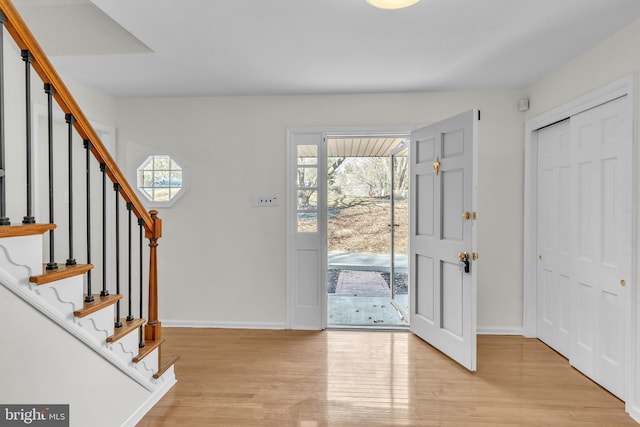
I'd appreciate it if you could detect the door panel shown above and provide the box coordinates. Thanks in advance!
[536,119,571,355]
[536,96,630,399]
[287,132,326,329]
[410,110,477,371]
[569,96,629,399]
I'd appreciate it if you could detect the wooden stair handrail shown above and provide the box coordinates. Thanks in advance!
[0,0,152,232]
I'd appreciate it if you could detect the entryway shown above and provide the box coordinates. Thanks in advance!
[287,110,479,371]
[323,135,409,328]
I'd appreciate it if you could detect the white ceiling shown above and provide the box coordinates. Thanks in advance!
[12,0,640,97]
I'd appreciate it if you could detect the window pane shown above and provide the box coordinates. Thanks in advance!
[297,190,317,210]
[297,167,317,188]
[297,212,317,233]
[297,145,317,165]
[137,154,186,204]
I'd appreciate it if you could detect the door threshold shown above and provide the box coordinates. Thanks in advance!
[326,325,410,332]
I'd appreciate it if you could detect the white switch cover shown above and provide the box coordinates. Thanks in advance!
[251,195,278,207]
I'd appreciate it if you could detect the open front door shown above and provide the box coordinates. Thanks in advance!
[410,110,478,371]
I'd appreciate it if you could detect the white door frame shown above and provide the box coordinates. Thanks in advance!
[286,125,418,329]
[523,74,637,408]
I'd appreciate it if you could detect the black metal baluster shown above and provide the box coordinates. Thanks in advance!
[126,202,134,322]
[44,83,57,270]
[83,141,94,303]
[66,114,76,265]
[114,183,122,328]
[100,163,109,297]
[0,12,9,226]
[138,217,145,348]
[21,50,34,224]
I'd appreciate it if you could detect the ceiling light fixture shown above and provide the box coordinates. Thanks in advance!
[367,0,421,9]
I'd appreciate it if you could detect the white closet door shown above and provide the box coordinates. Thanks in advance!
[536,119,571,357]
[569,96,631,399]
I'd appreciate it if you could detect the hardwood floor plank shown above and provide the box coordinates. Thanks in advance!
[139,329,635,426]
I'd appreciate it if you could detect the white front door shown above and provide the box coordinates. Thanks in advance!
[409,110,478,371]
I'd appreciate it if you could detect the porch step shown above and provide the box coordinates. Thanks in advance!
[154,354,180,379]
[29,264,93,285]
[74,294,122,318]
[0,223,55,238]
[107,318,146,343]
[133,338,165,363]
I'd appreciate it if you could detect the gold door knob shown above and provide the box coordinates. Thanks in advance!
[462,211,470,220]
[458,252,469,261]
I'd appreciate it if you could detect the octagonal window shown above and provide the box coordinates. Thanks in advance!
[137,154,184,206]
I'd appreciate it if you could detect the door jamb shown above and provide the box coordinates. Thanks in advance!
[522,74,636,407]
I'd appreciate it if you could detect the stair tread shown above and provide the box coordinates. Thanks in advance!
[29,263,93,285]
[74,294,122,318]
[133,338,165,363]
[0,223,55,238]
[107,318,146,343]
[153,354,180,379]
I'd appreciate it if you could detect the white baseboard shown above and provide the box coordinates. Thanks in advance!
[477,327,524,335]
[627,402,640,424]
[120,374,177,427]
[162,319,286,330]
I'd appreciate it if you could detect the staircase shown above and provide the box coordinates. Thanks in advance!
[0,1,177,425]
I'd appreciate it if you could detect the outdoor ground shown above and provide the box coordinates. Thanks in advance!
[327,196,408,254]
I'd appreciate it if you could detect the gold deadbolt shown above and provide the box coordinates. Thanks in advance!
[462,211,470,220]
[621,279,626,287]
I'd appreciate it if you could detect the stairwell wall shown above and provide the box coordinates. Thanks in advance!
[0,284,151,427]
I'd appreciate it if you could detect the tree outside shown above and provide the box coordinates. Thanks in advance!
[328,156,408,255]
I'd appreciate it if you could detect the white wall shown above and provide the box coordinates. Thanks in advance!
[116,90,526,330]
[525,16,640,418]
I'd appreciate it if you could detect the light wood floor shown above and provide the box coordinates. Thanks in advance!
[139,328,636,426]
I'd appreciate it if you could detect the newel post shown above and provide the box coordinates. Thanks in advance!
[145,209,162,341]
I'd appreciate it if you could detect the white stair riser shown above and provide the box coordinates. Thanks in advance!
[34,276,84,319]
[109,331,140,366]
[0,235,43,282]
[75,305,115,344]
[135,348,159,380]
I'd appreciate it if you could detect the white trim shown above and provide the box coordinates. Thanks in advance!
[163,319,286,330]
[523,74,637,410]
[477,327,523,336]
[628,404,640,424]
[120,374,177,427]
